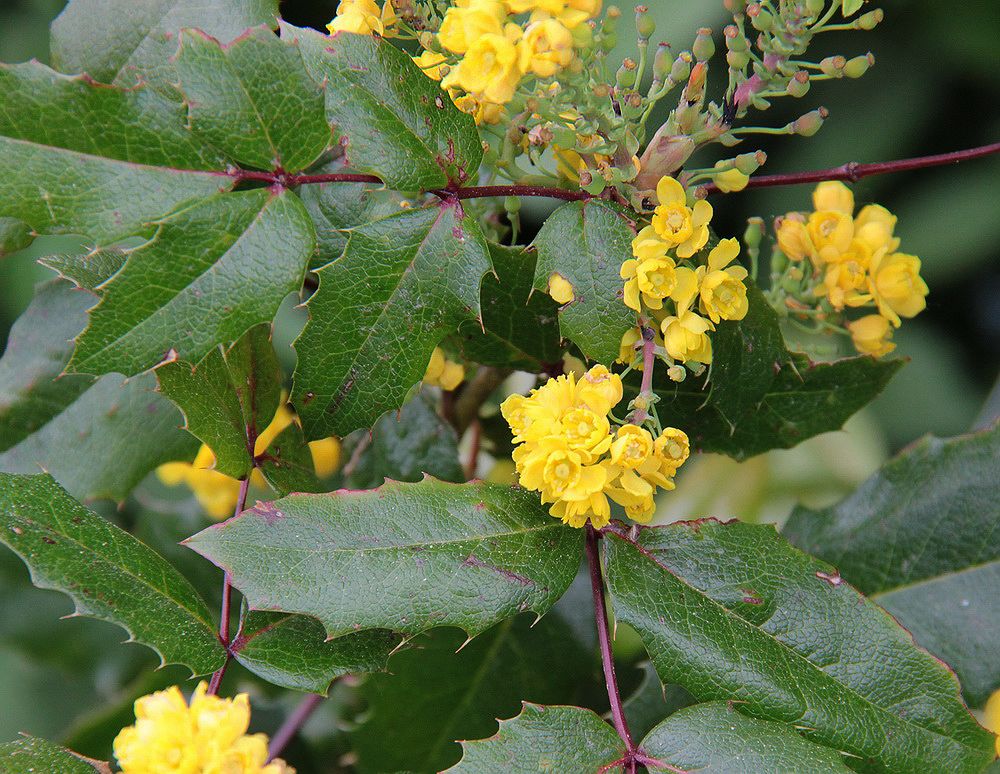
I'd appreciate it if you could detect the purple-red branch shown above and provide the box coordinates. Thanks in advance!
[268,693,325,762]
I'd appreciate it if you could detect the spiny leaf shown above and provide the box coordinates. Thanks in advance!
[174,25,330,172]
[185,478,582,639]
[40,249,128,292]
[156,325,282,479]
[281,22,483,190]
[603,519,994,773]
[70,189,313,376]
[0,736,109,774]
[784,421,1000,706]
[0,473,224,675]
[292,202,492,439]
[531,200,637,363]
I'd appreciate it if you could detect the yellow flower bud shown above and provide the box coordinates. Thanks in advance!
[547,272,575,304]
[438,1,506,54]
[847,314,896,358]
[812,181,854,215]
[519,18,575,78]
[712,167,750,193]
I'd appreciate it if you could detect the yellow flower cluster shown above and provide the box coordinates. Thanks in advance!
[501,364,689,528]
[327,0,397,36]
[423,346,466,390]
[776,181,928,358]
[113,682,293,774]
[157,402,341,520]
[617,176,749,370]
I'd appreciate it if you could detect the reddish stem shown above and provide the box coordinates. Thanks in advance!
[464,419,482,480]
[206,476,250,696]
[586,525,636,766]
[700,141,1000,195]
[268,693,325,761]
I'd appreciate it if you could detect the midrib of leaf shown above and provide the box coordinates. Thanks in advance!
[219,41,279,159]
[607,530,984,756]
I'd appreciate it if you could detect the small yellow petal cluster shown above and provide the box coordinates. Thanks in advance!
[985,687,1000,756]
[618,176,748,371]
[327,0,397,36]
[157,401,341,520]
[774,181,928,357]
[424,346,466,391]
[398,0,599,125]
[113,682,293,774]
[501,364,688,528]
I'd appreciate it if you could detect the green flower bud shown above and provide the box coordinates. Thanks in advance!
[693,28,715,62]
[855,8,884,30]
[727,50,751,70]
[819,55,847,78]
[504,195,521,215]
[789,107,828,137]
[787,70,811,98]
[616,58,638,89]
[735,150,766,175]
[724,25,748,53]
[671,52,694,84]
[744,216,765,249]
[844,53,874,79]
[652,43,673,81]
[805,0,825,15]
[748,4,774,32]
[635,5,656,41]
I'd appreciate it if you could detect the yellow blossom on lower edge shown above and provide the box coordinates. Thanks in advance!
[412,50,449,81]
[847,314,896,358]
[327,0,396,36]
[424,347,466,391]
[867,251,929,326]
[113,682,294,774]
[547,272,575,304]
[696,238,749,324]
[984,688,1000,756]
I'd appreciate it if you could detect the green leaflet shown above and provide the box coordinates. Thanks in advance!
[70,189,313,376]
[603,520,994,773]
[784,422,1000,706]
[292,203,492,439]
[0,473,224,675]
[281,22,483,190]
[0,737,107,774]
[531,200,637,363]
[184,478,582,638]
[51,0,279,88]
[156,325,282,479]
[40,249,129,292]
[0,61,230,246]
[174,26,330,172]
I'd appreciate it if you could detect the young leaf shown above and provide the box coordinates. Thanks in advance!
[532,200,637,363]
[457,243,564,373]
[70,189,313,376]
[0,736,109,774]
[174,26,330,172]
[342,391,463,490]
[0,473,225,675]
[446,703,624,773]
[603,520,995,773]
[784,422,1000,706]
[280,22,483,190]
[156,325,282,479]
[0,62,230,246]
[51,0,279,88]
[185,478,582,638]
[232,609,400,694]
[640,702,852,773]
[292,202,492,439]
[352,599,604,772]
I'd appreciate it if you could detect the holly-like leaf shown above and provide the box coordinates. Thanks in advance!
[352,591,604,773]
[457,244,564,373]
[649,352,902,460]
[784,422,1000,706]
[40,249,128,292]
[70,189,313,377]
[343,391,463,490]
[232,609,400,694]
[0,62,230,246]
[531,200,636,363]
[292,202,492,439]
[0,737,109,774]
[0,281,94,452]
[446,703,623,773]
[185,478,582,638]
[640,702,852,773]
[0,473,225,675]
[603,520,994,773]
[51,0,279,88]
[280,22,483,190]
[174,26,330,172]
[156,325,281,479]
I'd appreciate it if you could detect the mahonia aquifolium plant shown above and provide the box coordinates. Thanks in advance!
[0,0,997,772]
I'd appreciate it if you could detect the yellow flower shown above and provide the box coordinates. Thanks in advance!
[654,427,690,472]
[327,0,397,36]
[812,181,854,215]
[438,0,507,54]
[696,238,748,323]
[775,214,812,262]
[659,268,714,364]
[622,227,677,311]
[712,167,749,193]
[847,314,896,358]
[507,0,601,29]
[617,327,642,366]
[412,50,449,81]
[576,364,623,416]
[984,688,1000,756]
[806,209,854,263]
[547,272,575,303]
[867,251,928,326]
[452,93,505,125]
[443,31,523,105]
[113,682,294,774]
[650,176,712,258]
[818,239,871,311]
[561,407,613,461]
[609,425,654,469]
[519,18,574,77]
[424,346,466,390]
[309,437,342,478]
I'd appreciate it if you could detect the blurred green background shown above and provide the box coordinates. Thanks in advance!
[0,0,997,763]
